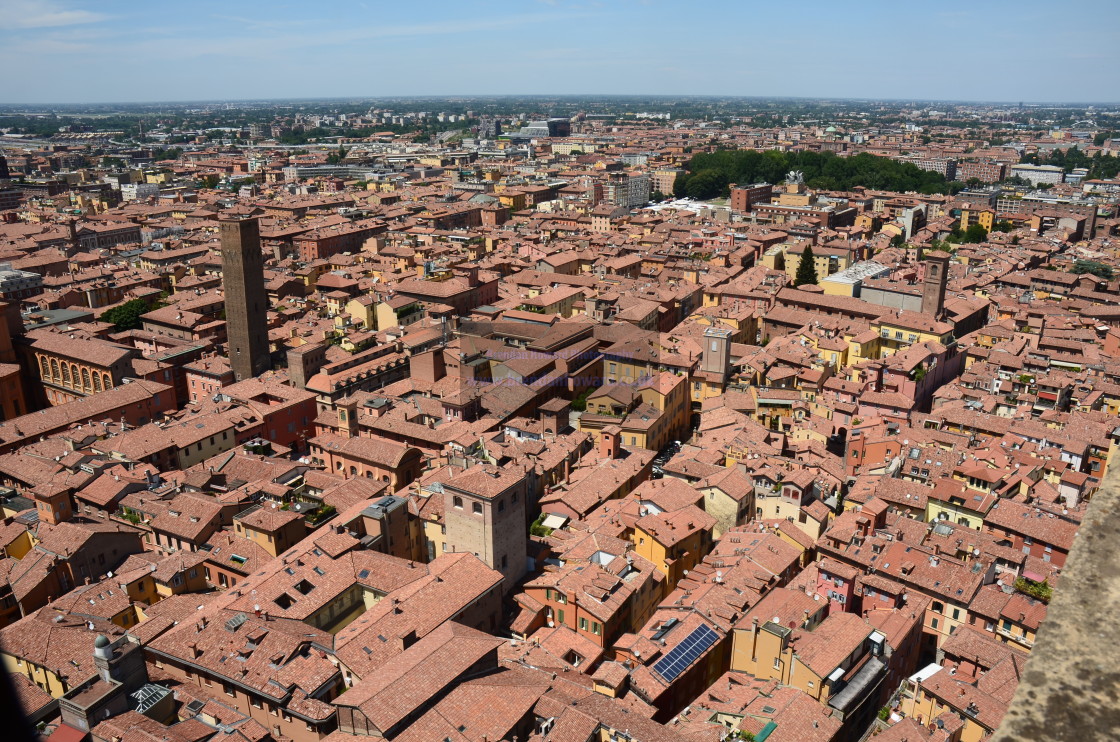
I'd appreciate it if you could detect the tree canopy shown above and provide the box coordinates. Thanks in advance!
[326,145,348,165]
[101,298,157,331]
[673,149,960,200]
[1072,260,1113,279]
[794,247,819,287]
[945,223,989,245]
[1018,146,1120,179]
[963,223,989,243]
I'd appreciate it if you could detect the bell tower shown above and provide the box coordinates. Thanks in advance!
[921,251,950,318]
[701,326,732,381]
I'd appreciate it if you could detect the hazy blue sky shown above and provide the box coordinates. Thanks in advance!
[1,0,1117,104]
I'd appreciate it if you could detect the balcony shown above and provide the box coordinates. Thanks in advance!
[995,626,1034,648]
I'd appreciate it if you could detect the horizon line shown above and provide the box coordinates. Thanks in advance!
[2,94,1119,109]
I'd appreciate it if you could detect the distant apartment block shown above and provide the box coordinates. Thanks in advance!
[956,160,1007,183]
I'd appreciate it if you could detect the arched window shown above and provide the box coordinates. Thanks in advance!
[61,364,71,385]
[335,461,343,471]
[39,356,48,376]
[92,373,102,392]
[50,358,59,380]
[82,368,91,390]
[453,496,463,509]
[102,373,111,390]
[472,502,483,515]
[349,466,357,476]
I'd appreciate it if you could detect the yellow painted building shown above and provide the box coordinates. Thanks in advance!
[2,650,71,698]
[871,314,954,358]
[580,372,690,453]
[960,206,995,232]
[497,191,528,211]
[0,528,33,559]
[346,296,377,330]
[899,670,996,742]
[924,479,991,532]
[630,506,714,586]
[234,506,306,558]
[729,609,875,706]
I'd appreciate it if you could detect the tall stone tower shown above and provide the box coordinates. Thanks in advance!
[221,216,271,381]
[701,326,733,381]
[920,251,951,319]
[442,465,529,592]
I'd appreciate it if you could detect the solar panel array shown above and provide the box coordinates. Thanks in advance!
[653,624,718,682]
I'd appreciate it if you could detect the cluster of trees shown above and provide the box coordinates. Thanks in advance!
[925,222,997,252]
[150,146,183,161]
[1019,146,1120,179]
[1072,260,1114,280]
[101,298,160,331]
[673,150,960,200]
[954,224,991,244]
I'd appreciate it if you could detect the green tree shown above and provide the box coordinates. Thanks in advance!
[684,168,727,200]
[991,220,1015,233]
[673,173,690,198]
[326,144,348,165]
[675,149,956,195]
[1072,260,1113,279]
[963,223,989,243]
[570,387,592,412]
[529,512,553,537]
[794,247,819,287]
[199,174,220,189]
[101,298,155,331]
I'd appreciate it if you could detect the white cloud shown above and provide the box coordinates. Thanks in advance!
[0,0,105,29]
